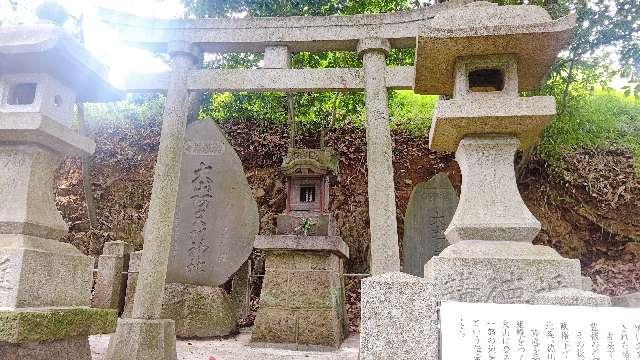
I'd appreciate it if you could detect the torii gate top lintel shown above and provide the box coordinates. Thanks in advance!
[97,0,472,54]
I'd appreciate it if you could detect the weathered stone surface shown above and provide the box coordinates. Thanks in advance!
[360,38,400,275]
[101,241,133,256]
[129,42,201,322]
[128,67,416,93]
[531,288,611,307]
[0,145,66,241]
[0,113,95,156]
[106,319,177,360]
[402,173,458,277]
[0,236,94,309]
[161,283,238,338]
[231,260,251,319]
[0,336,91,360]
[1,73,75,127]
[444,136,541,243]
[263,46,290,69]
[122,250,142,318]
[0,307,116,343]
[98,2,470,53]
[255,235,349,258]
[429,96,556,152]
[360,272,437,360]
[425,241,582,303]
[92,241,133,311]
[91,254,126,309]
[581,275,593,291]
[252,250,347,349]
[361,243,586,360]
[415,2,576,95]
[168,120,259,287]
[611,292,640,308]
[123,252,245,334]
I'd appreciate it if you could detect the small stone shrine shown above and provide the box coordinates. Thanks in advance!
[361,3,609,359]
[0,23,121,358]
[253,147,349,350]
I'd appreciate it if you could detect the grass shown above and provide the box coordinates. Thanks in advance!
[389,90,437,136]
[538,90,640,169]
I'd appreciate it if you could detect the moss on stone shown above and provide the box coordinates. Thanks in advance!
[0,307,117,343]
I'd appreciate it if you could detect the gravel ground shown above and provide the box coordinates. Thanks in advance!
[90,328,359,360]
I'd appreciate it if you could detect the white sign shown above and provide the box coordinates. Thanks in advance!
[440,301,640,360]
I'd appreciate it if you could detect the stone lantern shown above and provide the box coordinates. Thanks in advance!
[361,4,609,359]
[252,147,349,349]
[0,24,122,358]
[415,1,575,244]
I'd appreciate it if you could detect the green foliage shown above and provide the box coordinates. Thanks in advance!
[389,91,437,136]
[539,90,640,169]
[189,0,416,127]
[83,95,165,127]
[493,0,640,105]
[295,217,317,236]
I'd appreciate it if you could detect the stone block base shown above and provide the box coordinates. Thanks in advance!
[425,241,582,303]
[532,288,611,306]
[252,249,348,348]
[0,307,116,343]
[105,318,177,360]
[360,241,587,360]
[0,336,91,360]
[162,283,238,338]
[0,235,94,308]
[360,272,437,360]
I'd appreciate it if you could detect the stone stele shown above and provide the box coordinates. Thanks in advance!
[403,173,458,277]
[167,120,259,287]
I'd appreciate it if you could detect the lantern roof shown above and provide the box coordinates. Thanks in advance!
[414,2,575,95]
[0,24,123,103]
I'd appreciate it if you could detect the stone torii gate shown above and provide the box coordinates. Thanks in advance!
[99,2,471,358]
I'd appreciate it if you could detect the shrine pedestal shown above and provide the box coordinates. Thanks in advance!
[252,235,349,350]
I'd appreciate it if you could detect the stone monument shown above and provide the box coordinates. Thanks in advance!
[402,172,458,277]
[167,120,258,287]
[164,120,257,338]
[360,3,597,359]
[253,148,349,350]
[0,23,121,358]
[120,121,258,338]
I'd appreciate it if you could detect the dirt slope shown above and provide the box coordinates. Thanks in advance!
[56,118,640,301]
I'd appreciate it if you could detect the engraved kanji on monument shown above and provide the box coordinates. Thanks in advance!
[403,172,458,277]
[167,120,259,287]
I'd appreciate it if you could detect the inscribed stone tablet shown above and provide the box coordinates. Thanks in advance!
[440,301,640,360]
[167,120,259,287]
[403,173,458,277]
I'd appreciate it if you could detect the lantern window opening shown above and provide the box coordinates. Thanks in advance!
[8,83,37,105]
[468,68,505,93]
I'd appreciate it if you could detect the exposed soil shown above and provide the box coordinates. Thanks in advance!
[56,115,640,331]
